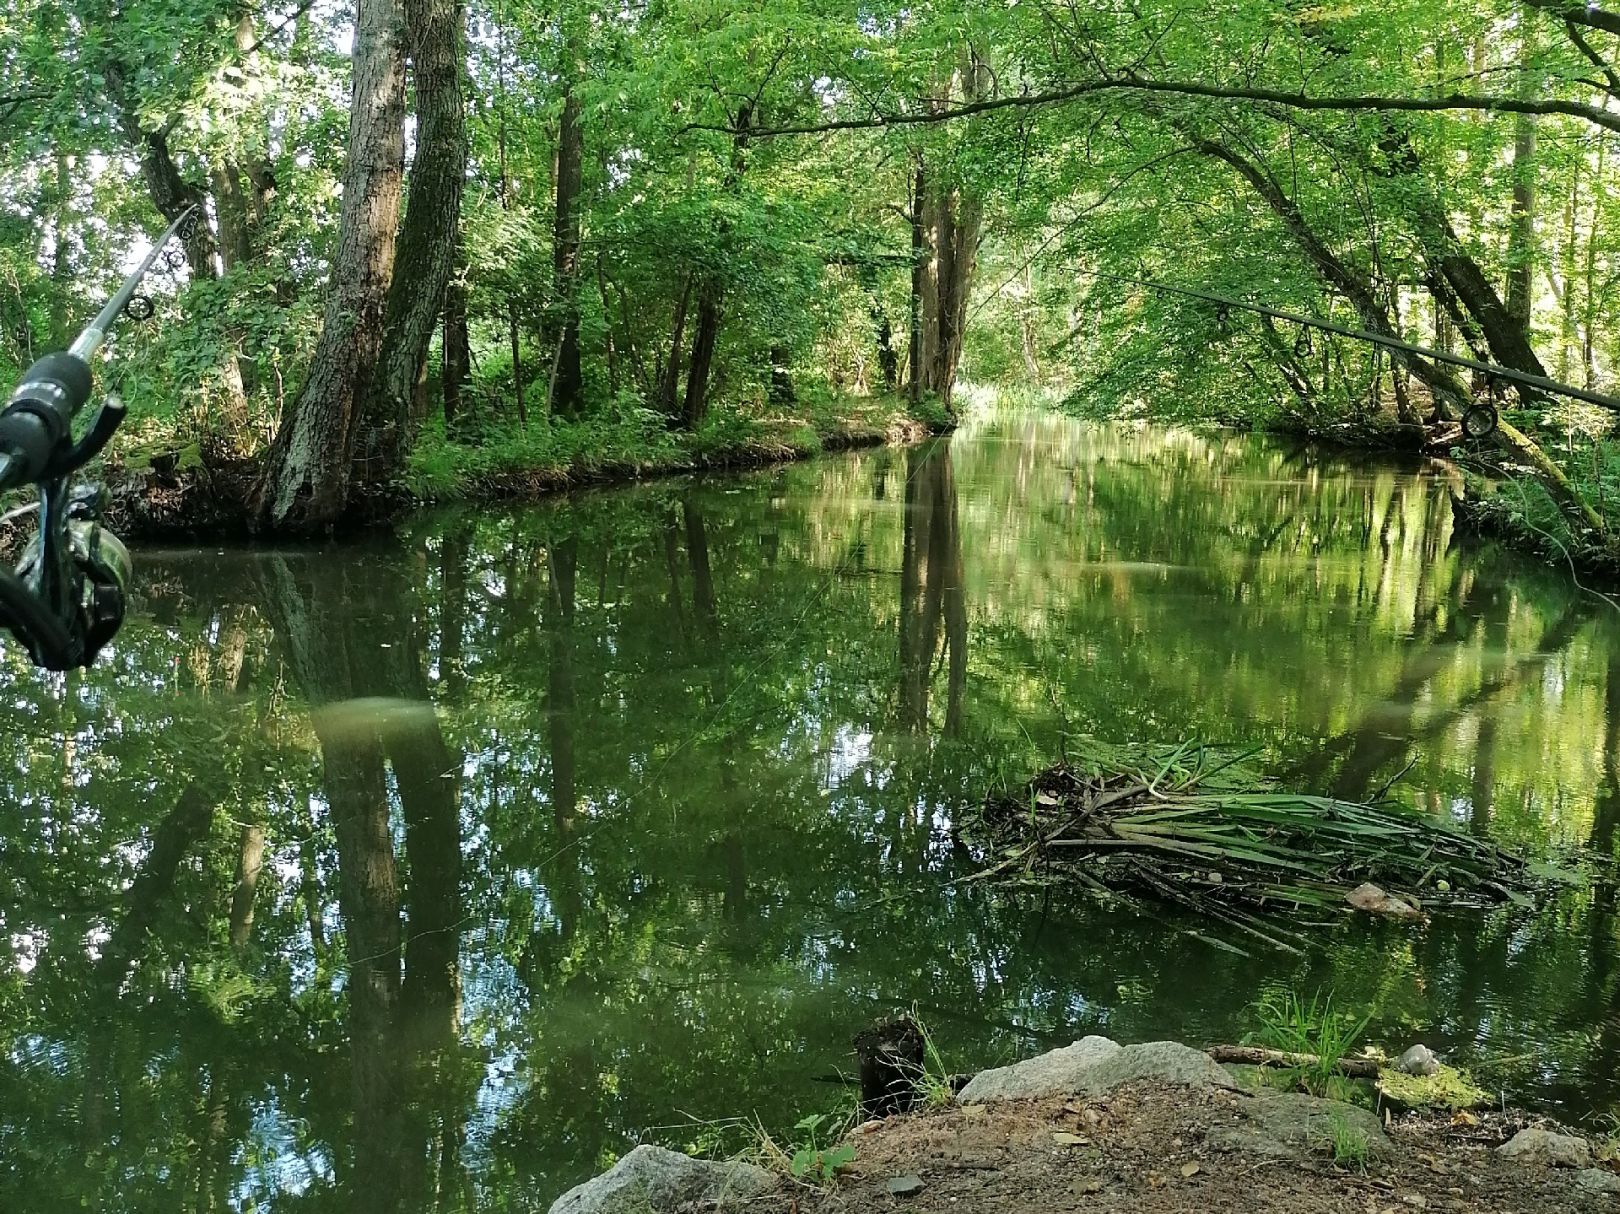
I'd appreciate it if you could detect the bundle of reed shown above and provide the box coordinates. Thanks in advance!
[962,743,1552,953]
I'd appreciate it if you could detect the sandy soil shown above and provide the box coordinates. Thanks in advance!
[753,1084,1611,1214]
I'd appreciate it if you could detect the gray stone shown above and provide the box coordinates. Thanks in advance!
[547,1144,776,1214]
[1577,1168,1620,1196]
[886,1175,924,1196]
[1079,1040,1239,1093]
[958,1037,1235,1104]
[1206,1090,1391,1161]
[1396,1044,1441,1077]
[957,1036,1121,1104]
[1495,1129,1592,1169]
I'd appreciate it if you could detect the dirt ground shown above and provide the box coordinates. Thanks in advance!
[752,1084,1613,1214]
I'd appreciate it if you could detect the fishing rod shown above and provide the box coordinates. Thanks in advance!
[0,205,199,670]
[1084,270,1620,439]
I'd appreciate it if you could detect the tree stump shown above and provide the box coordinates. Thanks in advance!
[854,1016,925,1117]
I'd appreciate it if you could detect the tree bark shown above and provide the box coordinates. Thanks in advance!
[550,84,585,416]
[1206,1045,1380,1079]
[1506,24,1541,329]
[908,160,925,405]
[356,0,468,483]
[661,276,693,417]
[442,240,470,432]
[681,285,722,427]
[227,823,266,951]
[104,61,221,279]
[680,104,751,427]
[256,0,407,531]
[913,52,989,414]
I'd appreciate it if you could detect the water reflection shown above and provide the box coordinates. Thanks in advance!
[3,414,1619,1211]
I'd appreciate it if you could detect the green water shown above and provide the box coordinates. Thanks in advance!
[3,412,1619,1210]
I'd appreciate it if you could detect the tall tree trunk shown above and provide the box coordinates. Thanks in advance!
[355,0,468,483]
[1583,125,1609,388]
[681,285,722,427]
[227,824,266,951]
[213,13,279,278]
[908,160,925,405]
[442,240,470,432]
[550,84,585,416]
[211,164,253,273]
[914,51,989,414]
[661,276,693,417]
[1506,27,1540,328]
[104,62,221,279]
[872,303,900,392]
[680,104,751,428]
[256,0,407,530]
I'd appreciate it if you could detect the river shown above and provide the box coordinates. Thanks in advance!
[2,411,1617,1209]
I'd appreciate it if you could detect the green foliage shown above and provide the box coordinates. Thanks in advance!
[1376,1064,1492,1112]
[785,1114,856,1185]
[5,425,1620,1208]
[1254,990,1374,1098]
[1592,1113,1620,1164]
[1326,1112,1370,1171]
[912,1013,957,1110]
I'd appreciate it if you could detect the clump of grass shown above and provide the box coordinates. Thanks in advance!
[1255,989,1374,1098]
[1327,1112,1370,1171]
[911,1011,956,1109]
[1592,1112,1620,1164]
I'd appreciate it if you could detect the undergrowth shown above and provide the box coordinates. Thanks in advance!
[403,394,927,501]
[749,1109,858,1188]
[912,1011,957,1109]
[1326,1111,1370,1171]
[1253,988,1374,1098]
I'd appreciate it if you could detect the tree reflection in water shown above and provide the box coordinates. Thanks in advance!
[1,416,1617,1211]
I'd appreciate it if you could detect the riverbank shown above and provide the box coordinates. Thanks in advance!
[1267,412,1620,581]
[99,395,938,539]
[548,1038,1618,1214]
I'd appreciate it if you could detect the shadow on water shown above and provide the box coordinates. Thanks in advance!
[4,414,1620,1210]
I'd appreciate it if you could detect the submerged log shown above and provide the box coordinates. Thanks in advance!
[854,1016,925,1117]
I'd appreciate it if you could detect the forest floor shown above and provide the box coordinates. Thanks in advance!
[755,1084,1614,1214]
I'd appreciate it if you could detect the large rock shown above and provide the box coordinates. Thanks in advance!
[958,1037,1234,1105]
[1207,1090,1391,1161]
[1577,1168,1620,1196]
[1496,1129,1592,1169]
[547,1144,776,1214]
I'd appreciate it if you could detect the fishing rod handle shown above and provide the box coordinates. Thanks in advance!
[0,352,93,488]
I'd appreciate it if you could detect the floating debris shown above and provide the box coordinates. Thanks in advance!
[962,744,1556,953]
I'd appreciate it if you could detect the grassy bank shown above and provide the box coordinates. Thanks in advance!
[100,393,942,538]
[400,393,942,503]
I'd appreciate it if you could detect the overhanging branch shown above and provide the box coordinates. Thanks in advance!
[682,74,1620,138]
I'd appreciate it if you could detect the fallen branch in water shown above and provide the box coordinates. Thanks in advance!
[1206,1045,1381,1079]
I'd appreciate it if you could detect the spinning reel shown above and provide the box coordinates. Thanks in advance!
[0,205,197,670]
